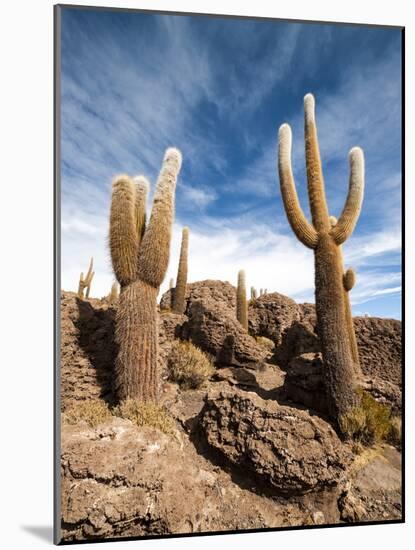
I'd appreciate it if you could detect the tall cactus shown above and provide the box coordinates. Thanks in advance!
[237,269,248,330]
[330,216,361,377]
[78,257,94,299]
[250,286,257,300]
[277,93,364,427]
[172,227,189,314]
[109,148,182,403]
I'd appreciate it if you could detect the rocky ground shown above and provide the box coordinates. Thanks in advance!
[59,282,402,542]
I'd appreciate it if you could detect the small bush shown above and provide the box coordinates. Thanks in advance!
[113,399,175,434]
[168,339,215,389]
[255,336,275,352]
[62,400,112,428]
[339,390,393,445]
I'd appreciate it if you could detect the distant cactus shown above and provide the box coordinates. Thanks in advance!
[277,93,364,428]
[77,257,94,299]
[250,286,257,300]
[260,288,263,296]
[172,227,189,314]
[109,148,182,403]
[237,270,248,330]
[169,278,174,290]
[108,281,119,303]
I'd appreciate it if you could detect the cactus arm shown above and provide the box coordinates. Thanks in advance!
[137,148,182,288]
[77,273,84,298]
[278,124,318,249]
[304,94,330,232]
[133,176,149,245]
[109,175,139,287]
[343,268,356,291]
[331,147,365,245]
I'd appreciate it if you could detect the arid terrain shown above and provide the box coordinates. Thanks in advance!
[60,281,402,541]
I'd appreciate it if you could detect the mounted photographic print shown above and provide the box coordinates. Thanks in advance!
[54,4,404,544]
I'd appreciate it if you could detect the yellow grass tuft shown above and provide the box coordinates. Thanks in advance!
[168,339,215,389]
[113,399,175,434]
[255,336,275,352]
[62,400,112,428]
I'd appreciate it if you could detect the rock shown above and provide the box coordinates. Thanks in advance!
[338,445,402,522]
[200,387,351,495]
[60,292,116,410]
[283,353,401,414]
[61,416,337,541]
[160,280,236,313]
[282,353,328,413]
[248,292,300,347]
[181,300,266,367]
[354,317,402,389]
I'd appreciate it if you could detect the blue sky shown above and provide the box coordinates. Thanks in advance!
[60,7,402,319]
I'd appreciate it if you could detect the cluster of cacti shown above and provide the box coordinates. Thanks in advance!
[172,227,189,314]
[236,269,248,330]
[77,258,94,299]
[109,148,182,403]
[277,93,364,429]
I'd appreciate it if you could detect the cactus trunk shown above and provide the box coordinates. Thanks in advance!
[314,235,360,419]
[114,280,159,402]
[237,270,248,330]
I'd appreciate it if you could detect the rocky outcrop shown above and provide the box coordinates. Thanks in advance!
[200,387,352,495]
[248,293,300,347]
[158,311,187,379]
[182,300,266,367]
[283,353,401,414]
[160,280,236,312]
[60,292,116,410]
[60,416,339,541]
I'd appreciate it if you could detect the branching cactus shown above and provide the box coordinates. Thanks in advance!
[237,269,248,330]
[78,258,94,299]
[109,148,182,403]
[172,227,189,314]
[277,93,364,427]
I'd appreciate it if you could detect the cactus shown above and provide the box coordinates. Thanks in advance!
[109,148,182,403]
[237,269,248,330]
[330,216,361,376]
[108,281,119,303]
[77,257,94,299]
[277,93,364,427]
[250,286,257,300]
[172,227,189,314]
[169,278,174,290]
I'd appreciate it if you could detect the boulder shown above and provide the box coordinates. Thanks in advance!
[181,300,266,367]
[160,280,236,312]
[200,387,351,495]
[248,292,300,347]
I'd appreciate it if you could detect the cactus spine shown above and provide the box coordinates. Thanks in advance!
[109,148,182,403]
[237,270,248,330]
[277,93,364,427]
[172,227,189,314]
[78,257,94,299]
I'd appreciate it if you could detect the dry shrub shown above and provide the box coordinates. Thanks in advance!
[387,416,402,448]
[62,400,112,428]
[113,399,175,434]
[168,339,214,389]
[339,390,394,445]
[255,336,275,352]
